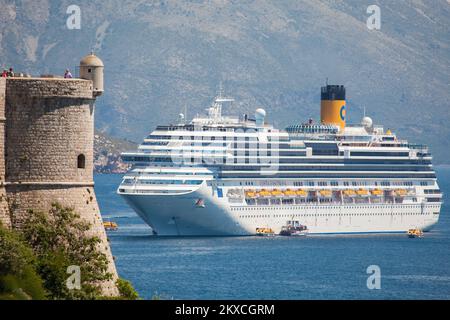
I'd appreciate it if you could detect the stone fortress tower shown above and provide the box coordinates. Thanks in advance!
[0,53,118,296]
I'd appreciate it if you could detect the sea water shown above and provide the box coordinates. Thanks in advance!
[95,167,450,299]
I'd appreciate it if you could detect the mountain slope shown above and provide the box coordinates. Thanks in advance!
[94,131,136,173]
[1,0,449,162]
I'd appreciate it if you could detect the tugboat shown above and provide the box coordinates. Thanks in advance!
[256,227,275,237]
[279,221,308,237]
[407,228,423,238]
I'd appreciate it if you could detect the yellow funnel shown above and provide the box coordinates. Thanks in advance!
[320,85,346,130]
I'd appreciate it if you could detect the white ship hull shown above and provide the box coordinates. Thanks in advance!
[120,184,441,236]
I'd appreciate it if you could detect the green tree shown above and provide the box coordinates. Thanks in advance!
[0,223,46,300]
[21,203,113,300]
[116,278,139,300]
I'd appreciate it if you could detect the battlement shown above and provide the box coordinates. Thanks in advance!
[5,77,95,99]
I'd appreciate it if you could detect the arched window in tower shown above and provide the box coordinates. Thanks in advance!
[77,154,86,169]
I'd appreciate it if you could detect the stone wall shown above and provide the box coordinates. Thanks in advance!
[0,78,11,227]
[3,78,118,296]
[6,184,118,295]
[5,79,95,183]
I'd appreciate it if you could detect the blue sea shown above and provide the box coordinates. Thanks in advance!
[95,167,450,300]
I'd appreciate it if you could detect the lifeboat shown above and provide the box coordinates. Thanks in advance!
[284,189,297,197]
[296,189,308,197]
[371,189,383,196]
[259,189,272,197]
[256,227,275,237]
[245,190,257,198]
[319,190,332,197]
[343,189,356,197]
[271,189,284,197]
[395,189,407,197]
[356,189,369,196]
[407,228,423,238]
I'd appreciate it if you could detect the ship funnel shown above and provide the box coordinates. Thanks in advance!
[320,84,346,131]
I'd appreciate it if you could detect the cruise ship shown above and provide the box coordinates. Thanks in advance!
[118,85,442,236]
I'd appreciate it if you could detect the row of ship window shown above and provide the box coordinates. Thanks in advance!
[152,127,288,135]
[232,205,429,211]
[148,135,287,141]
[118,189,190,194]
[237,212,429,218]
[131,171,200,175]
[245,199,419,206]
[142,139,417,158]
[133,150,413,160]
[240,180,425,187]
[221,174,437,179]
[120,180,437,192]
[124,155,432,166]
[147,134,418,149]
[121,179,202,185]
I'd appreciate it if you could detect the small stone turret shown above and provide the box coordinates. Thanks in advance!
[79,53,104,96]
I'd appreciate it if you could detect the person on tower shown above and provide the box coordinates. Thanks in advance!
[64,69,73,79]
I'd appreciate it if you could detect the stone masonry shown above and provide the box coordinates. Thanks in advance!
[0,77,119,296]
[0,78,10,227]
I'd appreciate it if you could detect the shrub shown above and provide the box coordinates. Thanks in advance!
[0,223,46,300]
[116,278,139,300]
[1,204,140,300]
[21,203,113,299]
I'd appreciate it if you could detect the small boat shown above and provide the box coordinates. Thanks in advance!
[103,221,118,231]
[407,228,423,238]
[356,189,369,196]
[271,189,284,197]
[395,189,407,197]
[279,221,308,237]
[283,189,297,197]
[258,189,272,197]
[245,190,257,198]
[256,227,275,237]
[295,189,308,197]
[195,198,206,208]
[371,189,383,196]
[343,189,356,197]
[319,190,332,197]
